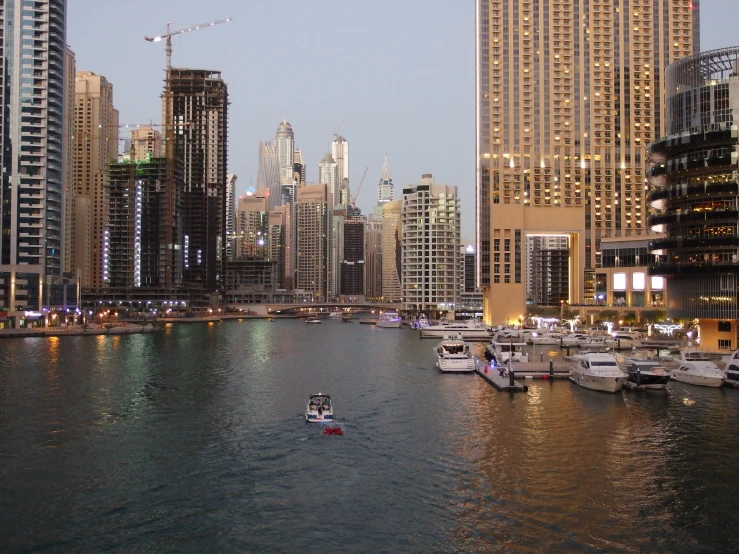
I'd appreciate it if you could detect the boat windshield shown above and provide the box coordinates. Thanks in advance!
[591,361,619,367]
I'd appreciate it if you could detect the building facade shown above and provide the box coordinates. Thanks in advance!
[225,173,237,259]
[475,0,700,325]
[74,71,120,287]
[318,152,339,206]
[401,175,460,313]
[234,191,269,259]
[166,69,228,297]
[130,126,163,161]
[0,0,72,324]
[296,184,331,301]
[331,134,349,193]
[341,217,365,297]
[648,45,739,350]
[364,212,383,300]
[257,140,281,211]
[381,200,402,302]
[527,235,569,306]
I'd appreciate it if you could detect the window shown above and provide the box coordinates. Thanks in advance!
[718,339,732,350]
[718,321,731,333]
[632,272,645,291]
[613,273,627,291]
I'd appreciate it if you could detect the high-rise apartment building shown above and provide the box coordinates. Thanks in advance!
[381,200,402,302]
[475,0,700,325]
[401,175,460,313]
[267,207,287,289]
[296,184,331,301]
[331,134,349,191]
[74,71,120,287]
[225,174,237,260]
[276,120,295,185]
[318,152,339,206]
[63,47,76,276]
[130,127,162,161]
[341,218,365,297]
[166,69,228,297]
[257,140,280,210]
[377,155,394,204]
[294,149,306,184]
[364,213,383,300]
[330,210,344,300]
[527,236,570,306]
[0,0,70,323]
[234,191,269,259]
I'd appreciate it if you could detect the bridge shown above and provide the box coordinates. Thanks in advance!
[226,302,401,315]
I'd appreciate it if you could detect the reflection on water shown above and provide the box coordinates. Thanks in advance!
[0,321,738,552]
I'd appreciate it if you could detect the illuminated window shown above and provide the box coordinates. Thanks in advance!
[650,276,664,291]
[613,273,627,291]
[632,272,645,291]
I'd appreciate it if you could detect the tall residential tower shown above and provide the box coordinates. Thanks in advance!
[475,0,700,325]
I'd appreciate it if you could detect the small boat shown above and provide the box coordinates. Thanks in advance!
[305,316,322,324]
[305,393,334,423]
[410,314,430,330]
[376,311,402,328]
[624,359,670,390]
[671,352,725,388]
[723,350,739,383]
[434,335,477,373]
[341,314,352,323]
[329,311,343,320]
[569,352,628,393]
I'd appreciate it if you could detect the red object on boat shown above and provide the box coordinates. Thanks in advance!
[323,427,343,436]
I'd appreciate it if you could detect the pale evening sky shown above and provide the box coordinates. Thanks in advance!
[68,1,738,239]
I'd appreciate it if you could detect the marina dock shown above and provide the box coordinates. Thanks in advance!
[476,365,528,392]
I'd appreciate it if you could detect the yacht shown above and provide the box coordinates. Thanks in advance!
[329,311,343,320]
[723,350,739,383]
[420,318,492,340]
[560,333,590,347]
[410,314,431,330]
[671,352,725,388]
[606,333,643,349]
[623,359,671,390]
[569,352,628,393]
[434,336,477,373]
[305,394,334,423]
[531,332,564,345]
[488,333,529,363]
[376,311,403,329]
[305,316,322,324]
[578,336,611,350]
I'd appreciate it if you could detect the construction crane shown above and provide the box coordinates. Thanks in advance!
[350,166,369,207]
[145,17,232,69]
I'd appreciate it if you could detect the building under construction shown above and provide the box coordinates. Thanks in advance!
[165,69,228,297]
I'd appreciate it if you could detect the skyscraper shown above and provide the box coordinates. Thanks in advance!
[0,0,70,322]
[331,134,349,189]
[166,69,228,297]
[377,155,394,205]
[74,71,119,287]
[475,0,700,325]
[257,140,280,210]
[234,191,268,259]
[63,47,77,277]
[130,127,163,161]
[381,200,402,303]
[225,174,238,260]
[341,217,365,297]
[276,120,295,185]
[364,213,383,300]
[402,175,460,313]
[318,152,339,205]
[296,184,331,301]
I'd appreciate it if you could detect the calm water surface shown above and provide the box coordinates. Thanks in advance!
[1,320,739,552]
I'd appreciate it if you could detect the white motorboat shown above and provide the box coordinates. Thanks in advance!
[623,359,671,390]
[671,352,725,388]
[376,311,402,328]
[434,336,477,373]
[329,311,343,319]
[420,318,492,340]
[305,393,334,422]
[305,316,322,324]
[569,352,628,393]
[723,350,739,384]
[410,314,431,330]
[560,333,591,347]
[531,332,564,345]
[488,333,529,363]
[578,336,611,350]
[606,333,643,349]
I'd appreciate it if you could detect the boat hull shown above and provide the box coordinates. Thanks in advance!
[305,413,334,423]
[569,371,627,393]
[670,373,724,388]
[437,359,477,373]
[421,328,491,339]
[627,373,670,390]
[376,321,402,329]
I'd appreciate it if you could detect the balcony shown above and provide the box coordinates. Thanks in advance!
[648,209,739,231]
[649,261,739,277]
[649,235,739,252]
[648,181,738,206]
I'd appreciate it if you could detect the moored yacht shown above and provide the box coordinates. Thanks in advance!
[606,333,643,349]
[420,318,492,340]
[624,359,671,390]
[434,336,477,373]
[376,311,402,328]
[488,333,529,363]
[531,332,564,345]
[671,352,724,387]
[723,350,739,383]
[569,352,628,393]
[410,314,430,330]
[305,316,322,324]
[329,311,343,320]
[560,333,590,347]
